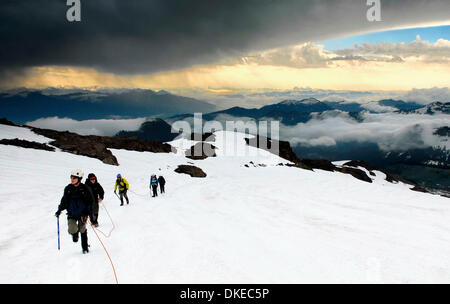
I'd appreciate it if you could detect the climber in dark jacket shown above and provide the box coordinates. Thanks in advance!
[158,175,166,194]
[84,173,104,227]
[55,169,95,254]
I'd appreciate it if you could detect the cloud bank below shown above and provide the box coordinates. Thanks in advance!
[26,117,146,137]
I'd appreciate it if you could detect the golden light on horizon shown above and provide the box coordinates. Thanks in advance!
[6,58,449,94]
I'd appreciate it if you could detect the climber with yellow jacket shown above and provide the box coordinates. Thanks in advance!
[114,174,130,206]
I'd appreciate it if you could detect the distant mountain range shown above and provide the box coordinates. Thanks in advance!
[170,97,333,125]
[2,89,448,186]
[0,89,217,123]
[169,98,446,126]
[3,89,446,125]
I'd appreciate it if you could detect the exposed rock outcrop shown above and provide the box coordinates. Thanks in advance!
[0,138,55,152]
[343,160,413,184]
[301,159,336,172]
[102,136,175,153]
[284,162,313,171]
[185,142,217,160]
[244,135,300,164]
[34,130,119,165]
[335,166,373,183]
[244,135,372,182]
[25,126,175,166]
[174,165,207,178]
[343,160,377,172]
[0,118,19,127]
[434,126,450,137]
[411,185,428,193]
[190,132,216,142]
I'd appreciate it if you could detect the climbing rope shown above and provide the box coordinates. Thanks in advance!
[88,219,119,284]
[129,189,151,198]
[94,201,115,238]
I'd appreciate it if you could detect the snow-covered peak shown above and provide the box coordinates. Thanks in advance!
[361,101,397,113]
[280,98,321,105]
[415,101,450,114]
[155,90,171,96]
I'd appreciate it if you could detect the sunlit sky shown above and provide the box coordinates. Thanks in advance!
[6,25,450,93]
[320,25,450,49]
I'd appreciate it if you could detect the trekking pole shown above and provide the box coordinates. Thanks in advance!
[114,192,120,200]
[57,217,60,250]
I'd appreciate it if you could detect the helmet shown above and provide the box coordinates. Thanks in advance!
[71,169,84,179]
[117,174,121,178]
[88,173,97,181]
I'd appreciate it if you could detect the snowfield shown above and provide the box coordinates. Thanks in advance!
[0,124,449,283]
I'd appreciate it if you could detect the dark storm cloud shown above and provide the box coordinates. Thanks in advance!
[1,0,450,77]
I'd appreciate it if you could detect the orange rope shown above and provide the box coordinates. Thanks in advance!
[95,201,115,238]
[88,219,119,284]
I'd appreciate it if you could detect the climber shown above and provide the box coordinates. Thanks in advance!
[150,174,158,197]
[84,173,104,227]
[158,175,166,194]
[114,174,130,206]
[55,169,94,254]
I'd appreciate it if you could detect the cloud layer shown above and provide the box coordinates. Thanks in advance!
[333,37,450,64]
[25,110,449,155]
[238,36,450,68]
[281,112,449,152]
[26,117,145,136]
[2,0,450,83]
[169,111,450,153]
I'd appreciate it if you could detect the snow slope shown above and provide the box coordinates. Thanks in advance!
[0,124,449,283]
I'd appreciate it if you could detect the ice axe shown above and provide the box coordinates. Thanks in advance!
[57,216,60,250]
